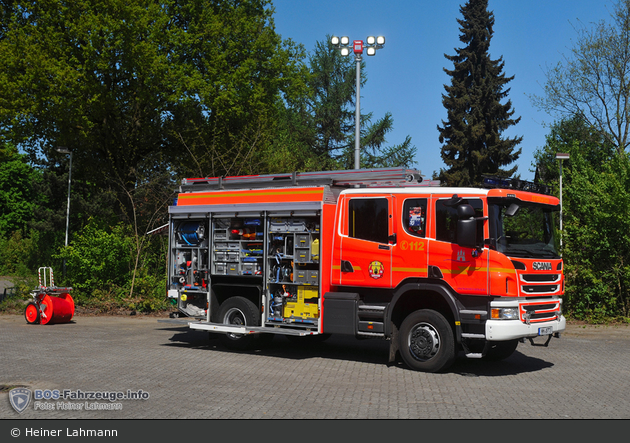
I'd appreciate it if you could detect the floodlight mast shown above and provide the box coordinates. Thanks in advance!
[56,146,73,279]
[331,35,385,170]
[555,152,570,250]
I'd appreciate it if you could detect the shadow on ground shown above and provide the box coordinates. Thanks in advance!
[159,325,553,376]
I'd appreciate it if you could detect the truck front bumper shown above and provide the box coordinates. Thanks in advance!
[486,315,566,342]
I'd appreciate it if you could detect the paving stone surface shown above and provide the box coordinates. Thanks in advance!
[1,314,629,419]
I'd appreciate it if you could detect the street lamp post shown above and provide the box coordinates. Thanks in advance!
[56,147,73,278]
[331,35,385,170]
[555,152,569,250]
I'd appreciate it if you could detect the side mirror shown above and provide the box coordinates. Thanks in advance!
[456,204,481,251]
[457,219,478,248]
[457,204,475,219]
[506,203,520,217]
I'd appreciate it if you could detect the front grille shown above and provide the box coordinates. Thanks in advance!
[522,284,558,294]
[521,274,560,282]
[519,300,560,324]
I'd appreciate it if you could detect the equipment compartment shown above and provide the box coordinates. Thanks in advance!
[265,214,321,327]
[210,217,264,277]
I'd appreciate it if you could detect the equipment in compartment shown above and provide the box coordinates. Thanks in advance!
[269,284,296,320]
[211,217,264,276]
[177,221,206,245]
[175,249,207,289]
[228,218,263,240]
[177,290,207,318]
[265,214,321,325]
[311,238,320,262]
[283,286,319,320]
[270,258,293,283]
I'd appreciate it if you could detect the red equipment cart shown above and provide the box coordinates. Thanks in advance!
[24,267,75,325]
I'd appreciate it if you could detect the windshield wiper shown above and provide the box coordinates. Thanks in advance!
[504,248,532,257]
[533,251,559,258]
[505,248,558,259]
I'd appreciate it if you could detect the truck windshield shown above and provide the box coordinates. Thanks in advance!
[488,199,560,259]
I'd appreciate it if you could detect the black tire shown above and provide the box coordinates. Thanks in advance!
[217,297,260,350]
[483,339,519,361]
[398,309,456,373]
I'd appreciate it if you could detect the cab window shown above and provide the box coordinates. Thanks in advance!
[435,198,483,244]
[348,198,389,244]
[403,198,427,238]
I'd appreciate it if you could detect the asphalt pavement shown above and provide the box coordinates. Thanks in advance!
[1,313,630,419]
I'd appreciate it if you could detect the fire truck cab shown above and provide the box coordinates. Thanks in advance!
[165,168,566,373]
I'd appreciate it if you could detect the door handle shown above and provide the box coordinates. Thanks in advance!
[341,260,354,273]
[388,233,397,244]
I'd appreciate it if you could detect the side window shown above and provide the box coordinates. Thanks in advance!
[435,198,483,244]
[348,198,389,244]
[403,198,427,238]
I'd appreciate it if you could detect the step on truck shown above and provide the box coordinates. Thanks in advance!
[165,168,566,373]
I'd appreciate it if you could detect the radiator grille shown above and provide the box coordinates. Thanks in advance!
[519,300,560,324]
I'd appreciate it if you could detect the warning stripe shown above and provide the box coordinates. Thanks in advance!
[177,188,324,205]
[392,267,428,273]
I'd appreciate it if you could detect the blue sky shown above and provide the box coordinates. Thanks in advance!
[270,0,615,181]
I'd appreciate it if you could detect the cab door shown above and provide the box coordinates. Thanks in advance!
[333,194,394,288]
[391,197,429,286]
[429,196,488,295]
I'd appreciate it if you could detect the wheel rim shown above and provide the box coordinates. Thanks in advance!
[223,307,246,339]
[25,304,39,323]
[407,322,440,362]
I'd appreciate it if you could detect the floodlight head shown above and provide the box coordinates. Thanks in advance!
[56,147,71,155]
[340,47,350,56]
[366,35,376,45]
[340,36,350,46]
[367,47,376,56]
[331,35,340,46]
[376,35,386,45]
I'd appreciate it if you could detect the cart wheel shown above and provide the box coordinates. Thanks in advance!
[25,303,40,324]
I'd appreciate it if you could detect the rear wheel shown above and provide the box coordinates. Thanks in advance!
[217,297,259,350]
[25,303,40,324]
[398,309,456,373]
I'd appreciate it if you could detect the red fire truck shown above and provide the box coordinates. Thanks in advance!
[165,168,565,372]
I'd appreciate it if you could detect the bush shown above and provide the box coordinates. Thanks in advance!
[562,151,630,318]
[0,230,41,276]
[54,218,134,293]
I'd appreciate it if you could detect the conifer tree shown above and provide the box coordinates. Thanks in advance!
[284,37,417,170]
[437,0,522,186]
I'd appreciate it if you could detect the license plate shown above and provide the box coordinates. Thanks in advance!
[538,326,553,336]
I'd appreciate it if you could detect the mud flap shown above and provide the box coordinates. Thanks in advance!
[388,322,399,365]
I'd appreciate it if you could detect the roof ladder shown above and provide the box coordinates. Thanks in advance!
[180,168,439,192]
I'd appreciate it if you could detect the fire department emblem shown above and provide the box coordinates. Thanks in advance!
[9,388,31,414]
[368,261,384,279]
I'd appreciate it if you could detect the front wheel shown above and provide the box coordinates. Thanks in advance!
[217,297,259,350]
[25,303,40,324]
[398,309,456,373]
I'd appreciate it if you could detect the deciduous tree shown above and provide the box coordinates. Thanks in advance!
[533,116,630,319]
[532,0,630,156]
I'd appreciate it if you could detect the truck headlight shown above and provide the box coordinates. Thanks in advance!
[491,307,519,320]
